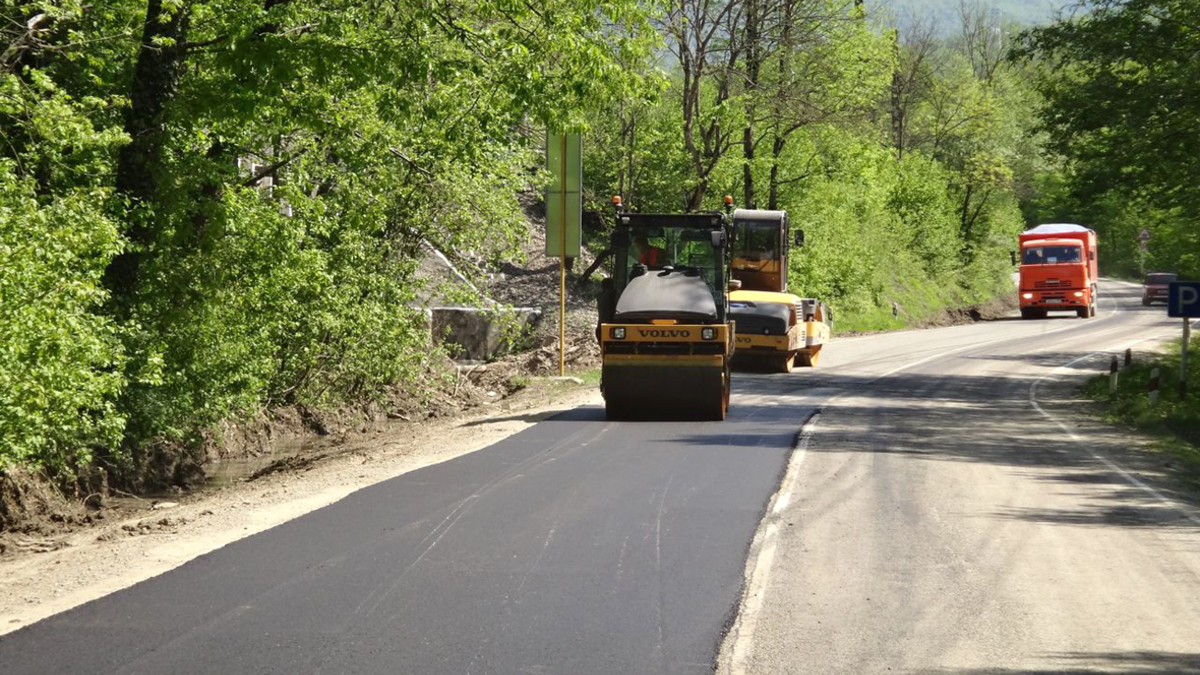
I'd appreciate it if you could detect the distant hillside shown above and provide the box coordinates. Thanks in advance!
[879,0,1067,30]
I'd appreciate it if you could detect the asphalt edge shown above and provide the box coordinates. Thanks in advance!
[715,409,821,675]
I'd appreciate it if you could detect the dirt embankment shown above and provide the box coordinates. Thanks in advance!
[838,292,1021,338]
[916,292,1020,328]
[0,361,505,538]
[1,189,612,535]
[487,195,605,373]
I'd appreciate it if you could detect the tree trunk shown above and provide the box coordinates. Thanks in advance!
[890,69,905,159]
[108,0,189,299]
[959,183,975,239]
[768,132,784,210]
[627,115,636,206]
[766,0,794,211]
[687,181,707,212]
[743,127,755,208]
[741,0,760,208]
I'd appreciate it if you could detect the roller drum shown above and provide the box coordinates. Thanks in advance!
[603,363,728,420]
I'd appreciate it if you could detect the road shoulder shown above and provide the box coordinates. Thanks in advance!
[1031,348,1200,523]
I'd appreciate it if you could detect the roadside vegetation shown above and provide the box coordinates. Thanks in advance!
[1,0,1140,514]
[582,1,1040,332]
[1083,341,1200,490]
[0,0,653,504]
[1016,0,1200,280]
[1020,1,1200,485]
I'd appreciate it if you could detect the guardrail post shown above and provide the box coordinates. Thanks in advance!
[1109,354,1119,394]
[1124,347,1132,368]
[1149,367,1161,406]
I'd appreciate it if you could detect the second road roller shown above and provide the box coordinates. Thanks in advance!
[727,205,831,372]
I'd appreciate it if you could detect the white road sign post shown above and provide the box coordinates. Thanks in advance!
[1138,228,1150,273]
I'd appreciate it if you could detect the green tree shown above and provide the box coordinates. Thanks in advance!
[1018,0,1200,277]
[1,2,129,472]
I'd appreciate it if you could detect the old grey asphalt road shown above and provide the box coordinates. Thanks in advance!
[722,280,1200,675]
[2,280,1197,674]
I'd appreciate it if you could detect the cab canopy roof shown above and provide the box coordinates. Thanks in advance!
[732,208,785,225]
[1022,223,1094,235]
[617,213,725,230]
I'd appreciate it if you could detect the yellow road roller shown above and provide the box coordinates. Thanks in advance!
[728,208,831,372]
[595,203,736,420]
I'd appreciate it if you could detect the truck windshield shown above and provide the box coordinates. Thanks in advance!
[1145,273,1177,285]
[1022,245,1082,265]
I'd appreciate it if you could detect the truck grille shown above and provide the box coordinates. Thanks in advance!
[1034,279,1071,289]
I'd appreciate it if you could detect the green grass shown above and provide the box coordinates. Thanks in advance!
[574,367,602,385]
[1083,339,1200,491]
[834,265,1010,334]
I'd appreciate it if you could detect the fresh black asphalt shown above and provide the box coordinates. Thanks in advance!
[0,380,812,675]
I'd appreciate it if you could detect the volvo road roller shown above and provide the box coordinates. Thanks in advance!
[727,207,831,372]
[595,200,735,421]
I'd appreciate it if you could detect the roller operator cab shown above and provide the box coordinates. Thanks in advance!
[1018,224,1098,319]
[596,210,734,421]
[728,209,831,371]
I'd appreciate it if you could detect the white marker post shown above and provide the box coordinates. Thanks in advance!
[1138,228,1150,276]
[1183,316,1191,399]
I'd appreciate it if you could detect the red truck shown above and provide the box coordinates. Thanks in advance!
[1018,224,1098,319]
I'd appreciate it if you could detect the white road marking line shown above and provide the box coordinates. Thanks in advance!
[828,333,1023,400]
[723,413,819,675]
[1028,323,1200,528]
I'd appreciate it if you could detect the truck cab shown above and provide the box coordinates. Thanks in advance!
[1018,224,1098,319]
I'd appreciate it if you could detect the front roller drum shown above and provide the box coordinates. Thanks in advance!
[603,363,729,421]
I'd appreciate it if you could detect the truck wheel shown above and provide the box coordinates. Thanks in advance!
[1020,308,1036,320]
[1142,298,1151,306]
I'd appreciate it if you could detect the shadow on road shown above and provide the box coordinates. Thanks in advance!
[679,344,1200,532]
[461,405,608,427]
[932,649,1200,674]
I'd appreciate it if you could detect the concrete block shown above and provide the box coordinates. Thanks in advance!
[431,307,541,361]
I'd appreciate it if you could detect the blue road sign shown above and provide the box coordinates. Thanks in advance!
[1168,281,1200,318]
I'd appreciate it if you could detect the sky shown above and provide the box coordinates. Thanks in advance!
[878,0,1077,30]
